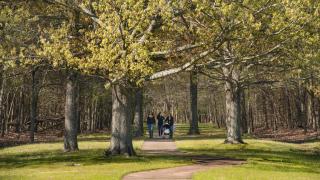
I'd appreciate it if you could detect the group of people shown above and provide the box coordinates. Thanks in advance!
[146,112,174,139]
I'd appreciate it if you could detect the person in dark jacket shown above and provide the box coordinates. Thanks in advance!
[165,114,174,138]
[157,112,164,136]
[147,113,155,138]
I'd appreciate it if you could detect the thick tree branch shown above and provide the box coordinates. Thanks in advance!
[147,47,218,80]
[150,43,204,58]
[138,19,157,43]
[45,0,103,26]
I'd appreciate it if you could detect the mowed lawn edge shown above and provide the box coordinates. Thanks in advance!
[175,124,320,180]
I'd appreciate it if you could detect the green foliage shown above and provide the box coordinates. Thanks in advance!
[0,1,46,70]
[37,0,179,84]
[2,1,319,89]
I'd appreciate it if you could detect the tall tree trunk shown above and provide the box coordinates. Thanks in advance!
[306,91,316,130]
[248,101,254,134]
[106,83,135,156]
[284,86,293,129]
[134,88,144,137]
[16,88,24,133]
[297,86,307,133]
[76,79,81,133]
[0,70,6,137]
[270,99,278,131]
[30,68,39,142]
[213,97,220,128]
[75,77,81,134]
[262,93,269,129]
[316,97,320,131]
[64,72,79,152]
[64,8,81,149]
[189,71,199,135]
[239,87,247,134]
[223,67,243,144]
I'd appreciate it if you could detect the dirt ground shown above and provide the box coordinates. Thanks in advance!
[253,128,320,143]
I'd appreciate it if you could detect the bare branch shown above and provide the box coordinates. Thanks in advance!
[148,47,218,80]
[138,19,157,44]
[150,43,204,58]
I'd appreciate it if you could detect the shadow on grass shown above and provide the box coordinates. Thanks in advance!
[77,137,110,142]
[1,123,319,177]
[0,134,111,149]
[278,137,320,144]
[179,144,320,174]
[0,148,191,170]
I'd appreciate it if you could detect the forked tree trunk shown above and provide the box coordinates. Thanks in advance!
[223,67,243,144]
[64,72,79,152]
[134,88,144,137]
[106,83,135,156]
[189,71,200,135]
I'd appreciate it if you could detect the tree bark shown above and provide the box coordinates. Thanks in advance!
[16,88,24,133]
[189,71,200,135]
[284,86,293,129]
[106,83,136,156]
[239,87,247,134]
[262,93,269,129]
[223,67,243,144]
[64,72,79,152]
[297,86,307,133]
[306,91,316,130]
[30,68,39,142]
[76,79,81,133]
[316,97,320,131]
[134,88,144,137]
[0,70,6,137]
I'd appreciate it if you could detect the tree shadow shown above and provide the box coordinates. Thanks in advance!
[178,144,320,174]
[0,148,191,170]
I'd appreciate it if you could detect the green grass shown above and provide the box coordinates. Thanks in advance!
[175,124,320,180]
[1,124,319,180]
[0,134,190,180]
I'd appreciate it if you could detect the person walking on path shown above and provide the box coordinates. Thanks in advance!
[147,113,155,138]
[157,112,164,137]
[165,114,174,139]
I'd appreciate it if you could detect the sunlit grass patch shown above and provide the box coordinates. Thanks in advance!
[0,138,189,180]
[1,123,319,180]
[176,137,320,180]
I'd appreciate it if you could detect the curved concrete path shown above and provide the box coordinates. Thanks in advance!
[123,138,245,180]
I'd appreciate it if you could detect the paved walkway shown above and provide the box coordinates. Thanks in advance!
[123,138,245,180]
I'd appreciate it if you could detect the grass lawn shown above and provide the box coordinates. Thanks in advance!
[0,124,319,180]
[0,134,190,180]
[175,124,320,180]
